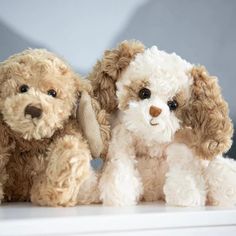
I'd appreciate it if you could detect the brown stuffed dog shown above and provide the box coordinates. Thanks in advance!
[0,49,110,206]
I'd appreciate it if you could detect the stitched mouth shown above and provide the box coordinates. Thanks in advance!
[150,119,159,126]
[25,115,37,126]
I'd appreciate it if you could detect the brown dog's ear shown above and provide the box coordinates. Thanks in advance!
[78,90,104,157]
[77,91,110,159]
[75,77,110,159]
[181,66,233,160]
[88,40,145,113]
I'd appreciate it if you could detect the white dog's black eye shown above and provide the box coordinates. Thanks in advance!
[19,84,29,93]
[167,100,178,111]
[138,88,151,99]
[47,89,57,97]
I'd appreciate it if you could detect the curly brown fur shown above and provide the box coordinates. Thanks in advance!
[0,49,108,206]
[119,79,150,110]
[1,118,80,202]
[88,40,145,113]
[178,66,233,160]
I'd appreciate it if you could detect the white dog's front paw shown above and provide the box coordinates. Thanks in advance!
[166,143,194,166]
[164,169,206,207]
[99,159,143,206]
[165,143,206,206]
[205,156,236,207]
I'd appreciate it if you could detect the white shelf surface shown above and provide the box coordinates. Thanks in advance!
[0,202,236,236]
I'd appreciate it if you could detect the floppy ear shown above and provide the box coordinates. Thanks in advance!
[181,66,233,160]
[78,90,103,157]
[88,40,145,113]
[75,78,110,159]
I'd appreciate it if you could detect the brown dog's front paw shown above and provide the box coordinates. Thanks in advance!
[31,135,92,207]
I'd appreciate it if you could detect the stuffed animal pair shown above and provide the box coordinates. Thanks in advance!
[0,49,110,206]
[89,40,236,207]
[1,42,235,208]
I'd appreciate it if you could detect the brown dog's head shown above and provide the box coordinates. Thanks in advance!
[0,49,79,140]
[89,40,233,159]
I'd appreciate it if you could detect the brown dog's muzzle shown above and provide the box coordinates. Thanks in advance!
[24,104,42,119]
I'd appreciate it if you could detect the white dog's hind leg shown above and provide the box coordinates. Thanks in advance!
[99,125,143,206]
[164,143,206,207]
[205,156,236,206]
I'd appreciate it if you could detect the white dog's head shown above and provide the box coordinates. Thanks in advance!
[116,46,192,143]
[90,40,233,159]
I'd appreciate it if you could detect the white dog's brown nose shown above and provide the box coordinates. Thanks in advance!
[24,104,42,119]
[149,106,162,117]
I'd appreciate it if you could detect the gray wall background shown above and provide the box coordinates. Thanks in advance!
[0,0,235,156]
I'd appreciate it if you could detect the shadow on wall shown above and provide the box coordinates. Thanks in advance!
[110,0,236,157]
[0,20,48,61]
[0,19,87,75]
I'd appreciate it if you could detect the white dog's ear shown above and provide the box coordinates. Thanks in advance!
[88,40,145,113]
[181,66,233,160]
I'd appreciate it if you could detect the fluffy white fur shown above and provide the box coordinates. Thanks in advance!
[117,46,193,101]
[164,143,206,206]
[116,46,193,143]
[99,125,143,206]
[205,156,236,206]
[99,46,236,207]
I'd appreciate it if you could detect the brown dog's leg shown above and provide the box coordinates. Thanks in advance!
[31,134,91,207]
[0,145,10,203]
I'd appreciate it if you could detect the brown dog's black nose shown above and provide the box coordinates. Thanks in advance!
[149,106,162,117]
[24,105,42,119]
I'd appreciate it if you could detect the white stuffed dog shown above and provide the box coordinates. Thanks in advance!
[89,40,236,207]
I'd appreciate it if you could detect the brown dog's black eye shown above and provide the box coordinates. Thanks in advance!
[138,88,151,100]
[19,84,29,93]
[167,100,178,111]
[47,89,57,97]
